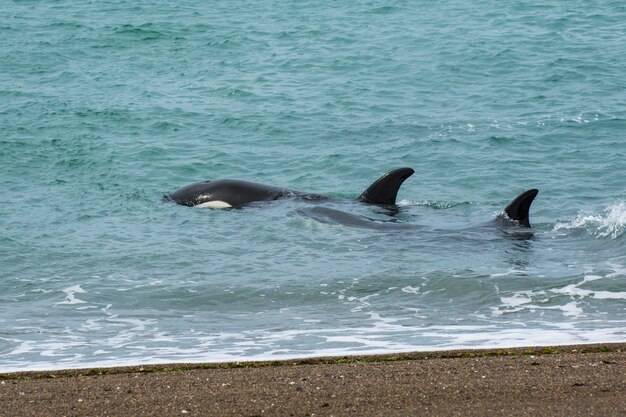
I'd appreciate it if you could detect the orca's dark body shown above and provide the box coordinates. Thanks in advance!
[299,189,539,229]
[502,189,538,228]
[168,167,415,208]
[167,167,538,228]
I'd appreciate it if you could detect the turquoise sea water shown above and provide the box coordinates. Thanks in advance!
[1,0,625,372]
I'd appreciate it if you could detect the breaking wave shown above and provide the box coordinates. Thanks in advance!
[554,201,626,239]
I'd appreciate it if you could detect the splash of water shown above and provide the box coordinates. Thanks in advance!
[554,201,626,239]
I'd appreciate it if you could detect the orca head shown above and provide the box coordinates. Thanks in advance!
[168,179,290,208]
[169,180,229,208]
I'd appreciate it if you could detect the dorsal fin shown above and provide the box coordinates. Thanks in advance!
[356,167,414,205]
[504,189,538,227]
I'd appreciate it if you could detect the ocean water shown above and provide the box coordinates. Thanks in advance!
[1,0,625,372]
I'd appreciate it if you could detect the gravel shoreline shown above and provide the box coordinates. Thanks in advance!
[1,343,624,416]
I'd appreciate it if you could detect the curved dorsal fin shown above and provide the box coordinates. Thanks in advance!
[504,189,538,227]
[356,167,414,205]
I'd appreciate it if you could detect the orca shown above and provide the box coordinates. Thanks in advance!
[166,167,415,209]
[502,188,538,228]
[299,188,539,229]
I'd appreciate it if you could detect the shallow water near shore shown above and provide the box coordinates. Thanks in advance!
[1,0,625,372]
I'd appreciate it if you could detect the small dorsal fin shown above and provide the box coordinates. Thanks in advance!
[504,189,538,227]
[356,167,414,205]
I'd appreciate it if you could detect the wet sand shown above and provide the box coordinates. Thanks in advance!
[1,343,624,416]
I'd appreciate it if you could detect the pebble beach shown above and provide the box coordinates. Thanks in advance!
[2,344,624,416]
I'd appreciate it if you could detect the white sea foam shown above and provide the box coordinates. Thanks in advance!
[345,293,379,312]
[491,270,626,320]
[401,285,421,294]
[606,263,626,278]
[554,201,626,239]
[3,324,624,373]
[500,293,533,307]
[549,274,626,300]
[54,285,87,306]
[560,301,584,317]
[490,269,527,278]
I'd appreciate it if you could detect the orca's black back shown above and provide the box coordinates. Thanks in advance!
[170,179,293,207]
